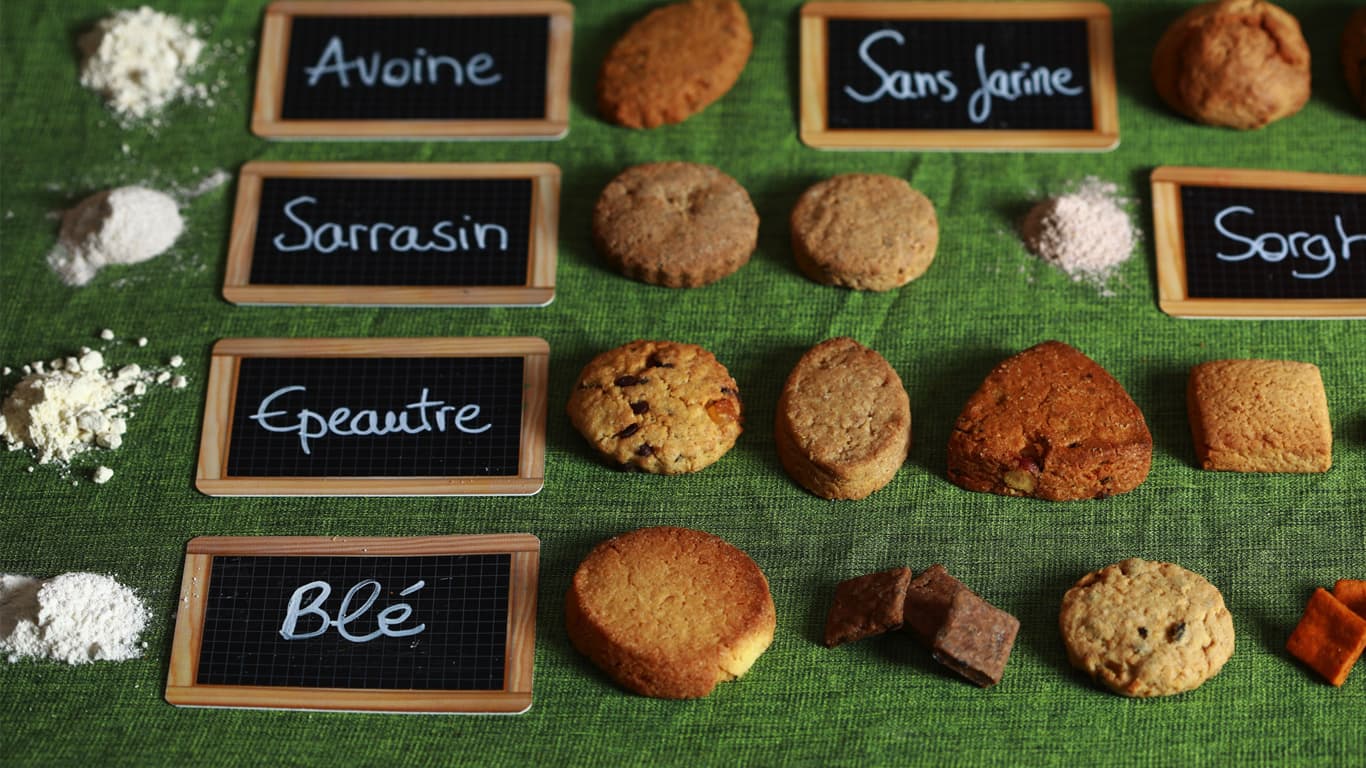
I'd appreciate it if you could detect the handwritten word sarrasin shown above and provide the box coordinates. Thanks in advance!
[250,386,493,454]
[843,30,1084,123]
[280,579,427,643]
[305,37,502,89]
[272,195,510,255]
[1214,205,1365,280]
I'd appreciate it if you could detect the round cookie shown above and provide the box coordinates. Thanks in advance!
[565,526,776,699]
[1059,558,1235,698]
[567,340,742,474]
[775,338,910,500]
[597,0,752,129]
[592,162,759,288]
[1344,7,1366,115]
[1151,0,1310,130]
[790,174,939,292]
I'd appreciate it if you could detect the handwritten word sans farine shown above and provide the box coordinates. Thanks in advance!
[280,579,426,643]
[842,30,1084,123]
[306,37,501,88]
[250,386,493,455]
[272,196,509,254]
[1214,206,1365,280]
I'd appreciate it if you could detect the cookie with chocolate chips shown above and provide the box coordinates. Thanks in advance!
[568,340,742,474]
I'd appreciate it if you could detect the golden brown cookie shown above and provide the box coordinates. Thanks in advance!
[775,338,910,499]
[567,340,742,474]
[1059,558,1235,697]
[565,526,776,699]
[790,174,939,291]
[947,341,1151,501]
[1151,0,1310,130]
[597,0,753,128]
[1187,359,1332,473]
[592,162,759,288]
[1343,7,1366,114]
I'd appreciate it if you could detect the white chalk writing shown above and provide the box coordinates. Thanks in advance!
[250,386,493,455]
[279,579,427,643]
[305,37,501,88]
[1213,205,1364,280]
[272,196,509,255]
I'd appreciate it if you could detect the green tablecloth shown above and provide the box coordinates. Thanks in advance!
[2,1,1363,765]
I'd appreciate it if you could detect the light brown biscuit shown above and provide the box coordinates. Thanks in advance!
[592,162,759,288]
[565,526,776,699]
[1151,0,1310,130]
[567,340,742,474]
[947,341,1151,501]
[823,566,913,647]
[1343,7,1366,114]
[790,174,939,292]
[775,338,910,500]
[597,0,753,129]
[1059,558,1235,697]
[1187,359,1332,473]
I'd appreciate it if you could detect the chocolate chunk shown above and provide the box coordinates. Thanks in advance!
[616,424,640,438]
[615,375,644,387]
[931,589,1020,687]
[636,443,653,457]
[646,355,674,369]
[903,564,966,645]
[631,401,650,414]
[823,567,913,648]
[1167,622,1185,642]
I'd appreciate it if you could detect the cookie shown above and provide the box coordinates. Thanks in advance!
[597,0,752,128]
[902,564,966,645]
[1286,587,1366,687]
[823,566,912,648]
[790,174,939,292]
[1187,359,1332,473]
[932,588,1020,688]
[567,340,742,474]
[947,341,1152,501]
[1059,558,1235,698]
[1346,7,1366,114]
[775,338,911,500]
[1151,0,1310,130]
[592,162,759,288]
[565,526,776,699]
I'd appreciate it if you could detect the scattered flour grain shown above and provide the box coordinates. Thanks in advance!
[78,7,205,123]
[1021,178,1137,295]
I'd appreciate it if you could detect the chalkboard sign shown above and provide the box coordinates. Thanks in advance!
[166,534,539,714]
[252,1,573,139]
[224,162,560,306]
[800,2,1118,150]
[195,337,548,496]
[1152,166,1366,318]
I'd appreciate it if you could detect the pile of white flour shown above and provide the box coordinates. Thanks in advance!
[78,6,205,124]
[1021,178,1137,295]
[0,573,149,664]
[47,186,183,286]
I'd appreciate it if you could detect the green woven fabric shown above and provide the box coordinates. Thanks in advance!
[2,0,1363,765]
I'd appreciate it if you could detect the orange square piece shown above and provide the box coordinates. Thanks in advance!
[1334,579,1366,620]
[1286,588,1366,687]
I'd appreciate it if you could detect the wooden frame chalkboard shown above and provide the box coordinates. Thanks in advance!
[1152,166,1366,318]
[252,1,573,140]
[166,534,539,714]
[800,2,1118,151]
[223,162,560,306]
[195,337,548,496]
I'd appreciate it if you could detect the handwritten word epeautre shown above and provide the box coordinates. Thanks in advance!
[250,386,493,455]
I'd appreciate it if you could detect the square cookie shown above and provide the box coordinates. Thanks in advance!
[823,567,912,647]
[932,589,1020,687]
[1187,359,1332,473]
[903,564,966,645]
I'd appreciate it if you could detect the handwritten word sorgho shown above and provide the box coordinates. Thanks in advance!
[1214,206,1365,280]
[279,579,427,643]
[250,386,493,455]
[305,37,501,89]
[272,196,509,255]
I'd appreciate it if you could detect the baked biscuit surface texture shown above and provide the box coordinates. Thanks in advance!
[565,526,776,699]
[790,174,939,292]
[1059,558,1235,698]
[1342,7,1366,114]
[1187,359,1332,473]
[597,0,753,128]
[592,162,759,288]
[823,566,913,647]
[947,341,1152,501]
[1152,0,1310,129]
[776,337,911,499]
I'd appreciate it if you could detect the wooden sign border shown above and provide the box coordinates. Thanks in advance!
[252,0,573,140]
[1152,166,1366,318]
[223,162,560,307]
[166,534,540,714]
[799,1,1119,151]
[195,337,548,496]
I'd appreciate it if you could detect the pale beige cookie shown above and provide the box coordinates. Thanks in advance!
[567,340,742,474]
[1152,0,1310,129]
[1343,7,1366,114]
[592,162,758,288]
[1187,359,1332,473]
[775,338,910,499]
[565,526,776,699]
[1059,558,1235,697]
[790,174,939,292]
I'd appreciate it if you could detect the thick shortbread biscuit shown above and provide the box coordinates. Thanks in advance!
[1187,359,1332,473]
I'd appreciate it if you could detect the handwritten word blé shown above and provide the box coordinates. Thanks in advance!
[251,386,493,455]
[280,579,427,643]
[306,37,501,88]
[1214,206,1364,280]
[272,196,509,254]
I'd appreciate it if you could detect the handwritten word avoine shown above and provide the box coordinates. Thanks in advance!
[280,579,426,643]
[250,386,492,455]
[306,37,501,88]
[273,196,509,254]
[1214,206,1365,280]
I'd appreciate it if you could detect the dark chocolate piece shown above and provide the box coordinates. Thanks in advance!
[931,589,1020,687]
[902,563,966,644]
[822,567,913,648]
